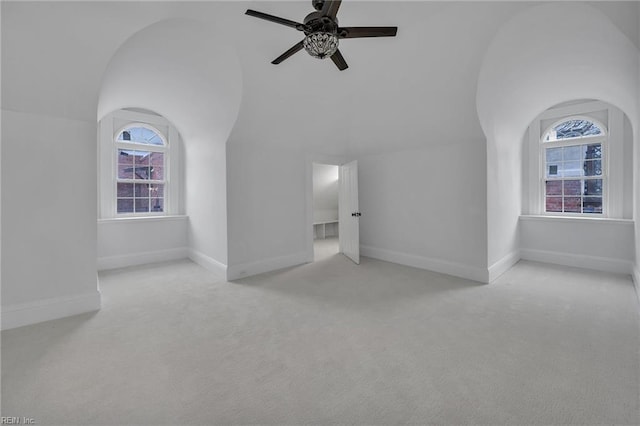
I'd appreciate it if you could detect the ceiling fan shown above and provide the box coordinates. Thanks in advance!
[245,0,397,71]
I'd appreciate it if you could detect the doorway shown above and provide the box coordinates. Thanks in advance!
[312,163,340,261]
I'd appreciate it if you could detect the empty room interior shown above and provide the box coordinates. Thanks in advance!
[2,1,640,424]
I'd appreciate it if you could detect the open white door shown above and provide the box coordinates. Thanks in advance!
[339,160,360,264]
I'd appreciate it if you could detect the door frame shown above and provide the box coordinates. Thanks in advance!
[305,154,347,263]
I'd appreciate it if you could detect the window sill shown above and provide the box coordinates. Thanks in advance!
[519,215,633,226]
[98,215,188,224]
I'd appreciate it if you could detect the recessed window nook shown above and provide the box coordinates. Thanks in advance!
[524,100,631,220]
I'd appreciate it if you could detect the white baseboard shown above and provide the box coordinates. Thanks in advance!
[97,247,189,271]
[227,252,309,281]
[360,245,488,283]
[2,290,102,330]
[520,248,634,275]
[488,250,521,282]
[188,248,227,279]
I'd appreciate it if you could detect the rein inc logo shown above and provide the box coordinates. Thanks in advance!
[1,418,35,425]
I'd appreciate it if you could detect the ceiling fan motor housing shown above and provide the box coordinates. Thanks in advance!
[303,12,339,35]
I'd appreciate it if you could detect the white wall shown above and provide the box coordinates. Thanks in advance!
[186,140,229,274]
[313,163,339,223]
[1,2,3,313]
[1,110,100,329]
[623,114,634,219]
[358,141,488,282]
[520,216,634,274]
[636,1,640,288]
[97,217,188,270]
[226,142,310,280]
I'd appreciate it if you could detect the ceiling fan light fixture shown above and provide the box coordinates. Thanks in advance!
[303,32,339,59]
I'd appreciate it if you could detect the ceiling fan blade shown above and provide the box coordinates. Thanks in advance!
[245,9,305,31]
[272,40,305,64]
[330,49,348,71]
[321,0,342,18]
[339,27,398,38]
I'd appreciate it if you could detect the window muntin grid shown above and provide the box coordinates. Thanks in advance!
[541,118,607,215]
[115,125,167,215]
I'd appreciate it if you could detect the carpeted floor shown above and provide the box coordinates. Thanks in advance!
[314,236,339,261]
[2,249,639,425]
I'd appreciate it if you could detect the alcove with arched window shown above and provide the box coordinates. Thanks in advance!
[523,100,632,219]
[519,100,635,273]
[97,108,187,270]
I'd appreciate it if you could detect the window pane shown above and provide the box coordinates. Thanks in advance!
[150,166,164,180]
[117,127,164,146]
[149,184,164,198]
[563,180,582,196]
[546,147,562,162]
[135,183,150,197]
[150,152,164,166]
[544,119,603,141]
[585,144,602,159]
[584,179,602,196]
[563,197,581,213]
[584,160,602,176]
[134,151,150,166]
[117,199,134,213]
[135,198,149,213]
[118,149,134,164]
[562,161,583,177]
[133,166,151,180]
[118,164,134,179]
[117,183,134,197]
[150,198,164,213]
[563,145,582,161]
[583,197,603,214]
[546,197,562,212]
[545,180,562,196]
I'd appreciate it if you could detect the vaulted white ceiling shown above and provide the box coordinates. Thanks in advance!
[2,1,638,156]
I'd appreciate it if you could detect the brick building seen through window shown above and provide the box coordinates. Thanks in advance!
[115,126,167,214]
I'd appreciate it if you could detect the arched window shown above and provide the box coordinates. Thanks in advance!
[541,117,607,215]
[99,110,181,218]
[115,125,167,214]
[525,100,631,220]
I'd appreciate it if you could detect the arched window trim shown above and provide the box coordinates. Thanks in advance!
[99,110,182,219]
[113,123,168,217]
[539,115,608,216]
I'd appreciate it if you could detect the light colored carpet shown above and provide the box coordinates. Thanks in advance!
[314,237,339,261]
[2,253,639,425]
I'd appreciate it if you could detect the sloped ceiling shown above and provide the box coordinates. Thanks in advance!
[2,1,638,157]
